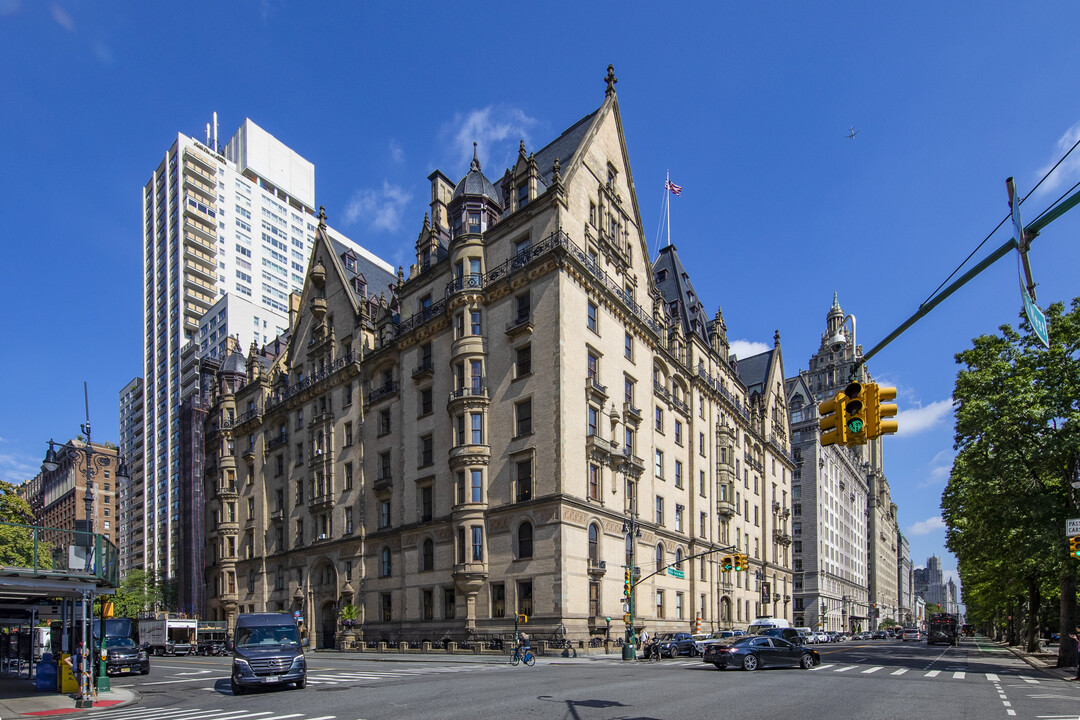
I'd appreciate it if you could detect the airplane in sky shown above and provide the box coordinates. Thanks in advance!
[847,126,859,140]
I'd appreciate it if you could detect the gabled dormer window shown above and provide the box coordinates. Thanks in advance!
[344,254,357,272]
[518,184,529,209]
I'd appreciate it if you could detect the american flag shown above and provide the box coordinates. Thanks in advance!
[665,179,682,196]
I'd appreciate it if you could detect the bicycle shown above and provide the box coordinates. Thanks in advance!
[645,640,662,662]
[510,645,536,666]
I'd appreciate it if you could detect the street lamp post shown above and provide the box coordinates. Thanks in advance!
[42,385,130,698]
[621,515,642,661]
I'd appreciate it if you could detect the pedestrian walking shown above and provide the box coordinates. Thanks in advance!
[1069,627,1080,681]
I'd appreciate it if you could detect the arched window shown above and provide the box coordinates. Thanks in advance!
[380,546,392,577]
[517,522,533,559]
[675,548,683,569]
[421,538,434,571]
[655,543,664,572]
[588,524,599,565]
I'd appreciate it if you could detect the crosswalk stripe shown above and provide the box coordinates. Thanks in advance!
[812,664,834,671]
[925,670,940,678]
[986,673,999,682]
[953,672,965,679]
[861,666,883,674]
[890,668,907,676]
[834,666,857,672]
[249,714,304,720]
[1021,676,1040,684]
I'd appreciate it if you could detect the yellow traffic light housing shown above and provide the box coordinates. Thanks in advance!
[623,613,632,625]
[624,568,632,596]
[842,382,868,446]
[721,555,733,572]
[818,392,848,447]
[733,553,747,572]
[865,383,899,439]
[1070,536,1080,559]
[517,613,529,623]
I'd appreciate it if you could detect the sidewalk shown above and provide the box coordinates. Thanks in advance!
[0,675,138,717]
[1003,641,1075,681]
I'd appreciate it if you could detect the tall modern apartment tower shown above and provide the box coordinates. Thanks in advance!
[136,115,389,584]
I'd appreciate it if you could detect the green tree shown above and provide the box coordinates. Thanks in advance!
[943,299,1080,662]
[0,480,38,567]
[107,570,163,618]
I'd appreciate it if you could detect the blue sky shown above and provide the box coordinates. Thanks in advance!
[3,1,1080,599]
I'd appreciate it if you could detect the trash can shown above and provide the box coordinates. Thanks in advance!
[36,654,57,692]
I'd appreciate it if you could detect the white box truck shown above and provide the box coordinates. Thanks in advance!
[139,616,197,656]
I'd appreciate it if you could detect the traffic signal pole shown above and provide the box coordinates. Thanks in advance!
[850,178,1080,379]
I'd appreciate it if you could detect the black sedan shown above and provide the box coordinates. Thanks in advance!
[703,636,820,671]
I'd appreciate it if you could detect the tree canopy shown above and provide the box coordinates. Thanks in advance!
[943,298,1080,657]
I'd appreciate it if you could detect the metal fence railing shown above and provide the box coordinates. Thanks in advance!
[0,521,119,587]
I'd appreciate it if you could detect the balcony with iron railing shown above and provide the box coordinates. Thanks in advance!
[365,381,399,407]
[653,381,671,402]
[448,384,488,406]
[505,313,534,338]
[265,432,288,452]
[412,359,434,380]
[695,364,751,421]
[265,351,358,412]
[373,472,393,494]
[397,231,665,340]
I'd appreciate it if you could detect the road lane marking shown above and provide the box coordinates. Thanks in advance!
[986,673,999,682]
[136,676,231,686]
[953,671,965,679]
[834,665,857,672]
[925,670,940,678]
[812,664,834,671]
[1020,675,1040,684]
[890,668,907,676]
[861,666,883,674]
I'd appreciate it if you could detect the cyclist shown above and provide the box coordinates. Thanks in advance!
[518,631,531,654]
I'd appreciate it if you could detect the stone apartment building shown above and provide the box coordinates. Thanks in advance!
[200,68,794,647]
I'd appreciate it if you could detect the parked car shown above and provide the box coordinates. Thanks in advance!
[871,630,888,640]
[694,630,740,654]
[703,636,820,671]
[902,628,920,641]
[654,632,697,657]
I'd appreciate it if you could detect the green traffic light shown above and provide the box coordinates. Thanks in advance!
[847,418,864,433]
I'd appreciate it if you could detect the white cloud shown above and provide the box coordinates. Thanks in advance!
[728,339,769,359]
[908,516,945,536]
[343,182,412,233]
[50,3,75,31]
[444,106,540,175]
[1033,120,1080,198]
[389,139,404,164]
[895,398,953,436]
[0,450,40,485]
[918,449,955,488]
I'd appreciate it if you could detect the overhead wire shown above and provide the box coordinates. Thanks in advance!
[921,132,1080,306]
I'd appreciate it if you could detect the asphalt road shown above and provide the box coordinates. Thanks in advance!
[97,637,1080,720]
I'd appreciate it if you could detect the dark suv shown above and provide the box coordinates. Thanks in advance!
[231,613,306,694]
[654,632,698,657]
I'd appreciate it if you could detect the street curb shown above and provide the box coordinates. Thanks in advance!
[1004,645,1073,681]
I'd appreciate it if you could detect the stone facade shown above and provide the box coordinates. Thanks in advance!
[201,70,794,647]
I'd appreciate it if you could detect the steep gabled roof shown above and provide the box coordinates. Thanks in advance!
[652,244,710,345]
[737,349,776,399]
[330,236,396,299]
[533,110,599,191]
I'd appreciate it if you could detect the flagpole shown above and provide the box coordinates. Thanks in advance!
[665,170,672,247]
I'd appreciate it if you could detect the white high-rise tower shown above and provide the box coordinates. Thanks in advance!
[134,116,389,583]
